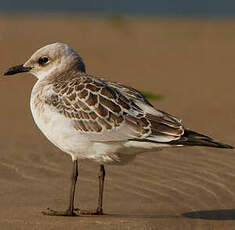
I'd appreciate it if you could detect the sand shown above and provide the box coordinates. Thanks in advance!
[0,14,235,229]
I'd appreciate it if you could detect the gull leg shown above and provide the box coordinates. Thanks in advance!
[78,164,105,215]
[42,160,79,216]
[96,164,105,214]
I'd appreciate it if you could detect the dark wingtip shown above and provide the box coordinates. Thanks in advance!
[211,140,234,149]
[221,144,234,149]
[194,140,234,149]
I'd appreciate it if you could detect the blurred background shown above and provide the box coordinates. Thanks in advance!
[0,1,235,230]
[2,0,235,16]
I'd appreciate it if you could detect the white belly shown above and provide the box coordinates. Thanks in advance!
[31,101,115,161]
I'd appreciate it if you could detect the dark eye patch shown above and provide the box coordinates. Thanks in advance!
[38,56,49,65]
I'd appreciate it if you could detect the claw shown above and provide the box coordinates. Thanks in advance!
[74,208,104,215]
[42,208,78,216]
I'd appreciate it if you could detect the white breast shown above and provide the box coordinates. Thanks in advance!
[30,81,125,163]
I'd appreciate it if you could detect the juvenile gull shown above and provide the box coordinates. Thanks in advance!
[4,43,233,216]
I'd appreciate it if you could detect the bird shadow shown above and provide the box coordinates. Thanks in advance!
[78,209,235,221]
[182,209,235,220]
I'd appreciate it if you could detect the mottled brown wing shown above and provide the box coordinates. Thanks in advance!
[47,73,184,142]
[46,75,148,138]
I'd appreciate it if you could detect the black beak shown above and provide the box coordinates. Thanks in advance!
[4,64,32,76]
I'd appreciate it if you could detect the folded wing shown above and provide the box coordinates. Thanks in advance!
[46,73,184,143]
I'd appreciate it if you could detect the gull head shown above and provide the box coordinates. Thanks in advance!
[4,43,86,80]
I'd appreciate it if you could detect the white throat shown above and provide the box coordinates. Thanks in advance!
[32,65,58,80]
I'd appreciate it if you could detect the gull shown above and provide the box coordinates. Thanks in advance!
[4,43,233,216]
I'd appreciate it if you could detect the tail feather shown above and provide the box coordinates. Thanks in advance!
[170,129,234,149]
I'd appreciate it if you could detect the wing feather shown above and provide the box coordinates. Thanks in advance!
[46,72,184,143]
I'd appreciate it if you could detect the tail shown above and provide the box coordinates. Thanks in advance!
[170,129,234,149]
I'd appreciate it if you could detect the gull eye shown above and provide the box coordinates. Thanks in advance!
[38,56,49,65]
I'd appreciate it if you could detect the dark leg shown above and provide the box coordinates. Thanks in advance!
[42,160,79,216]
[97,164,105,214]
[78,164,105,215]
